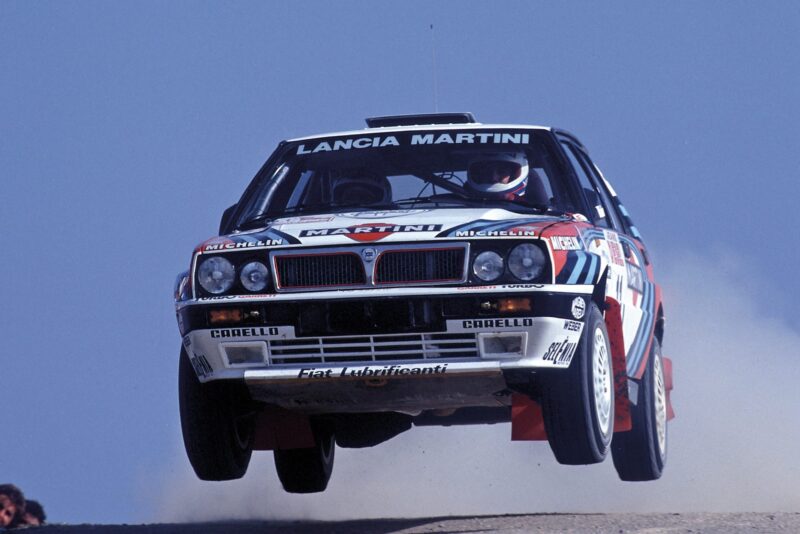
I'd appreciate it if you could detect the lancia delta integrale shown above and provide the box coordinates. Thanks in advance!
[174,113,674,493]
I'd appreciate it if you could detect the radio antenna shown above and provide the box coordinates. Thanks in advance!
[430,24,439,112]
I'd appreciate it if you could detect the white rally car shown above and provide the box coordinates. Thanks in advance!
[174,113,674,493]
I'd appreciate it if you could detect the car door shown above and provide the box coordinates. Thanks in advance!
[559,140,649,374]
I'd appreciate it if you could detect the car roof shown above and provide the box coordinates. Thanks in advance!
[287,122,553,143]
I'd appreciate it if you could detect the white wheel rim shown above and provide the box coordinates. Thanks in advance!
[654,351,667,458]
[593,327,612,436]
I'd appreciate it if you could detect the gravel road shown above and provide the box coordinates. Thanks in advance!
[31,512,800,533]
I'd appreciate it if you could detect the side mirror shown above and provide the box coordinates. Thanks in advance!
[219,204,237,235]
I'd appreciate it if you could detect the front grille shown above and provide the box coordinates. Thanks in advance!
[376,248,466,284]
[268,332,479,365]
[276,253,365,289]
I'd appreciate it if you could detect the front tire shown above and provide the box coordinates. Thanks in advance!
[179,347,254,480]
[541,303,614,464]
[274,419,335,493]
[612,338,668,481]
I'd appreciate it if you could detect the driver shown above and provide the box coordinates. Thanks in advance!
[330,172,392,206]
[466,151,529,200]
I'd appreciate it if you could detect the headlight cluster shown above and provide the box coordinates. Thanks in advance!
[472,243,546,282]
[197,256,270,294]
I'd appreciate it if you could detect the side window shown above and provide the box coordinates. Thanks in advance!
[561,143,616,229]
[574,151,624,231]
[584,161,636,238]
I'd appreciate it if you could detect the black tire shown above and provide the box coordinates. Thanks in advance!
[178,347,253,480]
[541,303,614,465]
[274,420,335,493]
[612,338,668,481]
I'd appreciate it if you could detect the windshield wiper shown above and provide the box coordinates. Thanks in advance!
[477,197,565,215]
[394,195,561,215]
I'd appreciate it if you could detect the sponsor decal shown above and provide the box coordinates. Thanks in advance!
[542,339,578,366]
[550,236,582,251]
[411,132,529,145]
[198,229,299,252]
[342,209,430,219]
[462,318,534,329]
[461,317,533,329]
[278,215,335,224]
[500,284,546,289]
[458,285,497,290]
[627,262,644,293]
[297,136,401,154]
[298,364,448,379]
[211,327,281,338]
[196,294,276,302]
[437,218,558,239]
[603,229,626,267]
[190,352,213,378]
[454,228,536,238]
[203,239,284,251]
[299,223,442,242]
[571,297,586,319]
[295,132,530,155]
[563,320,582,332]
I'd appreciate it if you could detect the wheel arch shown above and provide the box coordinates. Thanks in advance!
[654,304,666,346]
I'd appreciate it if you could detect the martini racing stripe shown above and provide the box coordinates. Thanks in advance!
[557,251,599,285]
[580,228,654,377]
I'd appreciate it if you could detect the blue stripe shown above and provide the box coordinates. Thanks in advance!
[566,252,587,284]
[582,254,598,284]
[627,281,654,375]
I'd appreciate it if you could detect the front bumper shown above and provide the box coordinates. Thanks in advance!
[177,285,593,412]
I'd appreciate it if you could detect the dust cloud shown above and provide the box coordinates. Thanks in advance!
[154,250,800,522]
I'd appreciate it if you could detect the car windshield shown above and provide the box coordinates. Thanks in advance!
[236,129,579,229]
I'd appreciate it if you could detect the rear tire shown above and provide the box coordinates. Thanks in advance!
[179,347,253,480]
[274,420,335,493]
[541,303,614,464]
[612,339,667,481]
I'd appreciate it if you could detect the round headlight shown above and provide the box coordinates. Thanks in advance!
[508,243,546,281]
[240,261,269,292]
[472,251,504,282]
[197,256,235,294]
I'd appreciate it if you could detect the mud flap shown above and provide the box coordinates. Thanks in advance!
[253,406,315,450]
[604,297,632,432]
[510,393,547,440]
[662,356,675,420]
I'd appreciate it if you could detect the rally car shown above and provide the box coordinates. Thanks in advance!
[174,113,674,493]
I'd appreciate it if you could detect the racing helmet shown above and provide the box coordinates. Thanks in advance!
[331,171,392,206]
[466,151,529,197]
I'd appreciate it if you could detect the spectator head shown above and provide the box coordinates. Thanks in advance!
[22,499,46,526]
[0,484,25,528]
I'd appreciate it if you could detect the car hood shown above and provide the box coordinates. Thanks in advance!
[196,208,581,252]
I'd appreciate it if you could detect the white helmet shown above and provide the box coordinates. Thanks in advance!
[466,151,529,197]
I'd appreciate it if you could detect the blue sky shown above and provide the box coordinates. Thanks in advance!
[2,1,799,524]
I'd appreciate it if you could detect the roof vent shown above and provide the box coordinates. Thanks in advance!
[365,112,477,128]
